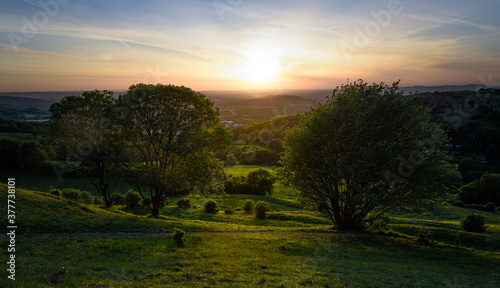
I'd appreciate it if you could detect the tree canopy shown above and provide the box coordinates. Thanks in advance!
[280,80,461,229]
[113,84,230,217]
[49,90,124,207]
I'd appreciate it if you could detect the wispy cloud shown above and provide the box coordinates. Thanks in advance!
[0,0,499,91]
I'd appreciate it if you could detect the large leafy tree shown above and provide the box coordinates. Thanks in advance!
[280,80,460,229]
[113,84,230,217]
[49,90,124,207]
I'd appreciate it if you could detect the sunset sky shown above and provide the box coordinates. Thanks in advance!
[1,0,499,92]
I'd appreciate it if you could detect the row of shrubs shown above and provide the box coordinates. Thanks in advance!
[176,198,271,219]
[51,188,273,219]
[49,188,146,208]
[451,200,499,212]
[224,169,275,195]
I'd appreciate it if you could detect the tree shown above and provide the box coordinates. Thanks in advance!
[113,84,230,217]
[49,90,124,207]
[16,140,49,173]
[245,169,275,195]
[280,80,460,229]
[458,173,500,205]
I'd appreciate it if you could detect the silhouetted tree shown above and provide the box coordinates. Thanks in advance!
[280,80,460,229]
[113,84,230,217]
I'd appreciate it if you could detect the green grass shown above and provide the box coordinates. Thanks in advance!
[0,184,328,234]
[225,165,274,177]
[2,232,499,287]
[1,166,500,287]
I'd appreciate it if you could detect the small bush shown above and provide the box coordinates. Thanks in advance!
[243,200,254,213]
[111,193,125,205]
[61,188,81,201]
[172,228,186,247]
[124,190,142,208]
[176,198,191,209]
[460,213,486,233]
[369,215,389,230]
[225,205,235,215]
[79,191,93,205]
[204,200,219,214]
[485,202,496,212]
[255,201,270,219]
[49,188,61,197]
[159,194,169,207]
[416,230,434,245]
[92,196,104,206]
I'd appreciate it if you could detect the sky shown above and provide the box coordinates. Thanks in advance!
[1,0,500,92]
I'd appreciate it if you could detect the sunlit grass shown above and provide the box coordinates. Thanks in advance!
[1,233,499,287]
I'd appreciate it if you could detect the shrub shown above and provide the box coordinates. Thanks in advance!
[79,191,93,205]
[176,198,191,209]
[460,214,486,233]
[255,201,270,219]
[111,193,125,205]
[225,205,235,215]
[452,200,496,212]
[159,194,169,207]
[458,174,500,205]
[92,196,104,206]
[369,215,389,230]
[172,228,186,247]
[485,202,496,212]
[50,188,61,197]
[416,230,434,245]
[243,200,254,213]
[61,188,81,201]
[124,190,142,208]
[143,197,151,207]
[204,200,219,214]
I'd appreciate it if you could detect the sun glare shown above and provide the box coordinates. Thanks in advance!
[237,44,284,83]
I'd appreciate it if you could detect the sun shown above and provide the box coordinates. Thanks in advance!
[237,44,284,83]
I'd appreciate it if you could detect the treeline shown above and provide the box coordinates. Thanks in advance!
[0,119,45,135]
[0,138,51,173]
[217,115,300,166]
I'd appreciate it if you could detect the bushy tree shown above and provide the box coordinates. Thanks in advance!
[280,80,461,229]
[16,140,49,173]
[224,169,275,195]
[458,173,500,205]
[113,84,230,217]
[49,90,125,207]
[245,169,275,195]
[124,190,142,208]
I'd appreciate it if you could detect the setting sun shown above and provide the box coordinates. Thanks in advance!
[237,44,284,83]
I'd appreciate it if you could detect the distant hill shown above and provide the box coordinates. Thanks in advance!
[400,84,493,95]
[0,96,54,109]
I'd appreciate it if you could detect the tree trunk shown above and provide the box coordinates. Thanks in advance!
[152,193,160,217]
[103,194,112,207]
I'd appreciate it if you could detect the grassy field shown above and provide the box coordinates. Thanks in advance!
[1,165,500,287]
[225,164,274,177]
[2,232,499,287]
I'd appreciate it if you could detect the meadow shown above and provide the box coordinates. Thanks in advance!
[1,165,500,287]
